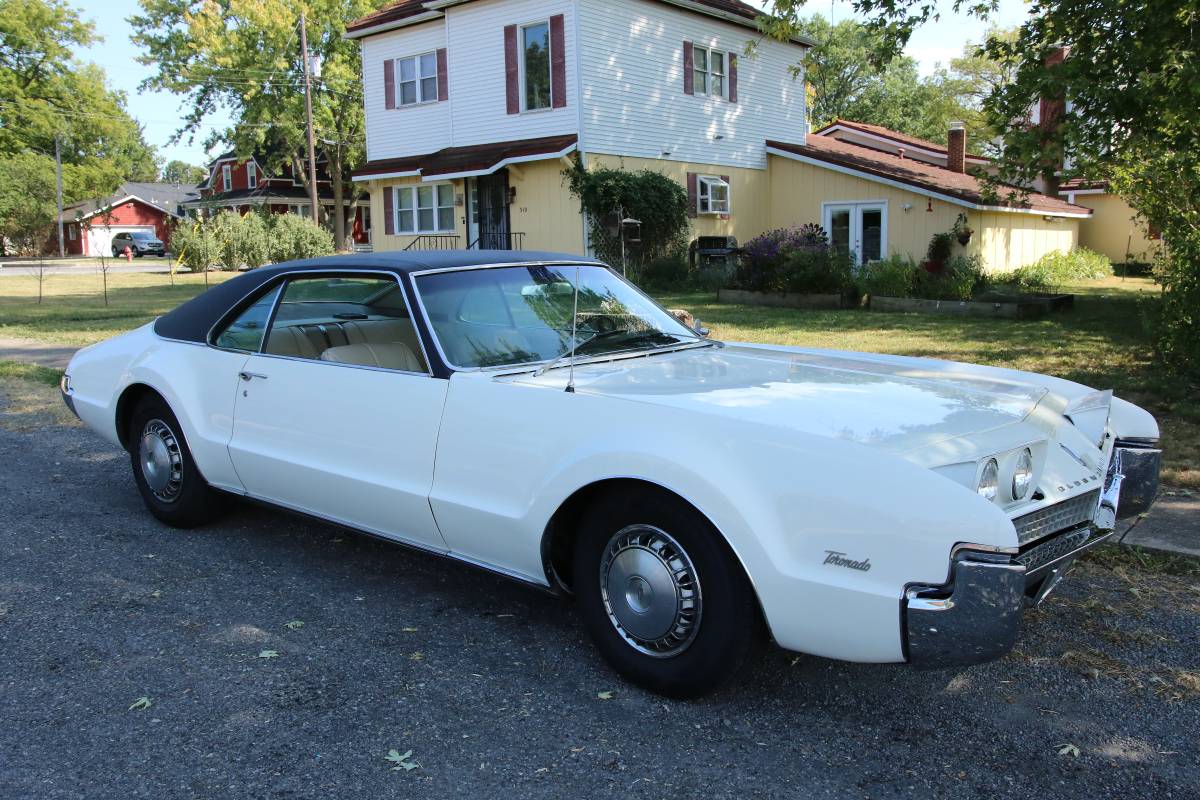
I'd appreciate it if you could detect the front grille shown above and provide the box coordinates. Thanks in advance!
[1016,526,1095,573]
[1013,490,1099,545]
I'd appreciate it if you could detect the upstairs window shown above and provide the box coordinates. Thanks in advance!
[221,164,232,191]
[697,176,730,215]
[521,21,551,111]
[691,45,727,99]
[247,163,257,189]
[397,52,438,106]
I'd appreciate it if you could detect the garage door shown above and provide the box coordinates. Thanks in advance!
[86,225,156,256]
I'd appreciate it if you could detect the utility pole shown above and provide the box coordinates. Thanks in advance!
[300,13,320,225]
[54,136,64,257]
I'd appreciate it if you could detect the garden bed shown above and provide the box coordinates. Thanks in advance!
[868,295,1050,319]
[718,288,849,310]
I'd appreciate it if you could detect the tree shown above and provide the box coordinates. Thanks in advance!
[0,153,57,261]
[161,159,207,184]
[786,15,994,150]
[131,0,378,248]
[0,0,159,202]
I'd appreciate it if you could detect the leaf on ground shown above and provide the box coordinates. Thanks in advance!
[597,691,614,700]
[285,620,304,630]
[1057,743,1081,757]
[258,649,280,659]
[384,749,419,772]
[128,696,152,711]
[409,652,424,661]
[401,627,418,632]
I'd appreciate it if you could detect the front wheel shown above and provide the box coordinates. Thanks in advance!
[127,395,224,528]
[573,488,762,698]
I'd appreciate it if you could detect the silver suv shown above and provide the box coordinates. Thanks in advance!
[111,231,165,257]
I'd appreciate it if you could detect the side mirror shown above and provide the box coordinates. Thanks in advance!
[694,319,710,338]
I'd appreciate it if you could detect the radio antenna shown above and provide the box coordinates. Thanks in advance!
[566,265,580,393]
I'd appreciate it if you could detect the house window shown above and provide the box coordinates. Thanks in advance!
[68,225,76,241]
[692,45,726,99]
[393,184,455,234]
[247,163,257,189]
[521,21,551,111]
[396,52,438,106]
[221,164,232,192]
[697,176,730,214]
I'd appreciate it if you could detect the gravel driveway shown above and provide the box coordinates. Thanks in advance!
[1,389,1197,799]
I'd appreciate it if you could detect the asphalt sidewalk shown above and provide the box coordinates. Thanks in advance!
[0,340,1195,557]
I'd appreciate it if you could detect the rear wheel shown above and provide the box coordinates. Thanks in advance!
[573,488,762,698]
[127,395,223,528]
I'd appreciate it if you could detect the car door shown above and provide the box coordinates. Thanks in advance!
[225,272,449,551]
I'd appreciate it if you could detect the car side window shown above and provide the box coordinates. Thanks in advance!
[213,284,282,352]
[261,275,428,373]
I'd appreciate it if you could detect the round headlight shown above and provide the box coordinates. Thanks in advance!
[1012,448,1034,499]
[977,458,999,501]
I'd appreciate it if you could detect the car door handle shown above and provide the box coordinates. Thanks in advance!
[239,371,268,381]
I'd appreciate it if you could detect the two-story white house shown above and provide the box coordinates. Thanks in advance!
[347,0,813,254]
[348,0,1091,271]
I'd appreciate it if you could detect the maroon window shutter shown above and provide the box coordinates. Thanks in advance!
[384,187,395,235]
[686,173,698,218]
[683,42,694,95]
[728,54,737,103]
[504,25,519,114]
[436,48,449,102]
[550,15,567,108]
[384,59,396,110]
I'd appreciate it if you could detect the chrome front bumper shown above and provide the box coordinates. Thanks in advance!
[904,440,1161,669]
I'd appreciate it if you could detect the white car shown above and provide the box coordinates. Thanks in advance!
[61,253,1162,697]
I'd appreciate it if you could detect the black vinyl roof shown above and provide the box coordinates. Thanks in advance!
[153,250,600,344]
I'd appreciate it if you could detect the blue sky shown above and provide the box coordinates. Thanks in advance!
[75,0,1032,170]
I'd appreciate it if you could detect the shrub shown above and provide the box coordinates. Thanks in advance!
[914,254,986,300]
[1008,247,1112,291]
[267,212,335,263]
[210,210,242,271]
[238,211,271,269]
[926,232,954,263]
[735,224,852,294]
[638,253,691,290]
[169,219,219,272]
[858,254,919,298]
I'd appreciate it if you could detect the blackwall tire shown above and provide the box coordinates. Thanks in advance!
[127,395,224,528]
[573,487,762,698]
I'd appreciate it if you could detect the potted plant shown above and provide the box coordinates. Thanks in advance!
[952,213,974,246]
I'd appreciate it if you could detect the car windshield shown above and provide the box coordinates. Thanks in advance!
[132,232,154,240]
[414,264,701,369]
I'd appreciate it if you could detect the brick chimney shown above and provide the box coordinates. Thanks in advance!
[947,122,966,173]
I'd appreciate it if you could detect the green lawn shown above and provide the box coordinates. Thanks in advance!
[0,268,1194,488]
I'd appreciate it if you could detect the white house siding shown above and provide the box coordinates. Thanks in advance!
[444,0,579,147]
[577,0,807,170]
[361,21,451,162]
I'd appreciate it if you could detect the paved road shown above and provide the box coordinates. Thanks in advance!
[0,258,174,276]
[1,405,1197,799]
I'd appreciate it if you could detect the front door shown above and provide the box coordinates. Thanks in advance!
[225,273,448,551]
[475,170,510,250]
[825,203,886,264]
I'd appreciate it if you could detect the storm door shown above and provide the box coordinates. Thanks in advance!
[473,170,511,250]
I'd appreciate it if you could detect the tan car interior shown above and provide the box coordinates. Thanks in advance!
[264,318,427,373]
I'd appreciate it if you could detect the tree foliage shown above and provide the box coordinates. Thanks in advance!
[786,15,1015,150]
[0,0,158,202]
[0,152,57,255]
[131,0,380,247]
[162,159,207,184]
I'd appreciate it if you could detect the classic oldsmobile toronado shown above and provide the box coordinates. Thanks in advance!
[61,252,1162,697]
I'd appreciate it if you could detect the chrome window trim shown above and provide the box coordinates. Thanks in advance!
[206,268,435,378]
[408,260,710,374]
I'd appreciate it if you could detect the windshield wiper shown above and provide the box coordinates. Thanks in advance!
[533,328,716,377]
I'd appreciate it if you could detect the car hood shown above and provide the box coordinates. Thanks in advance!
[507,343,1049,455]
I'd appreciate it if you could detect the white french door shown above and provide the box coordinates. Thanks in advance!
[824,202,887,264]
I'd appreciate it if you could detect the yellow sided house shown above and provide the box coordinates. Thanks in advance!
[347,0,1090,271]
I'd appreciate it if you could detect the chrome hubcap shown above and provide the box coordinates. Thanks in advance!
[600,525,702,658]
[138,419,183,503]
